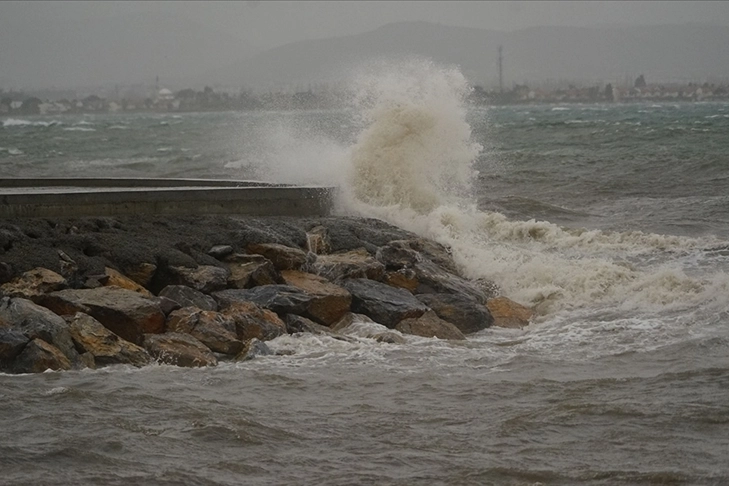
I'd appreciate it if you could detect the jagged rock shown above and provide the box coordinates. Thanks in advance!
[79,352,96,369]
[166,265,229,294]
[382,269,419,292]
[103,268,153,297]
[124,262,157,288]
[395,311,466,340]
[66,312,151,367]
[341,279,428,328]
[246,243,309,271]
[284,314,333,335]
[416,293,493,335]
[280,270,351,326]
[313,217,417,254]
[224,254,282,289]
[12,338,72,373]
[214,285,313,316]
[83,274,110,289]
[0,297,82,366]
[312,249,385,282]
[166,307,242,355]
[33,287,165,345]
[306,226,331,254]
[57,250,78,278]
[221,302,287,342]
[486,297,533,329]
[376,241,423,269]
[0,267,67,299]
[236,338,273,361]
[143,332,217,368]
[207,245,234,260]
[404,239,459,275]
[411,260,486,304]
[0,328,29,361]
[158,285,217,312]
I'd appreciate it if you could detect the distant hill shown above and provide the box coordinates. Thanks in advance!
[210,21,729,90]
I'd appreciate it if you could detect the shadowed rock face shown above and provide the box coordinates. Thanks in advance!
[12,338,72,373]
[143,332,217,368]
[221,302,287,342]
[213,285,313,316]
[341,279,428,328]
[66,312,151,367]
[166,307,242,355]
[159,285,217,312]
[416,293,493,335]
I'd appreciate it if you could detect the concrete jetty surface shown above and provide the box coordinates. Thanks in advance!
[0,178,334,218]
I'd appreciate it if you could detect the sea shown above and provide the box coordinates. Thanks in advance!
[2,61,729,485]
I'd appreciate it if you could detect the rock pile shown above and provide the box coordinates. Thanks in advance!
[0,215,533,373]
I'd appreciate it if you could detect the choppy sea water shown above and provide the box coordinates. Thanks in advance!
[2,63,729,484]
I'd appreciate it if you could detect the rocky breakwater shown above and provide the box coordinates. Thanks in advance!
[0,215,534,373]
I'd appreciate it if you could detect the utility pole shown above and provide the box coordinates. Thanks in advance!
[498,45,504,94]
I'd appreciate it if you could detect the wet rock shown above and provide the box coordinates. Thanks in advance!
[306,225,331,254]
[486,297,533,329]
[166,307,242,355]
[475,278,501,300]
[312,249,385,282]
[382,269,419,292]
[371,332,406,344]
[166,265,229,294]
[341,279,427,328]
[280,270,351,326]
[33,287,165,346]
[158,296,182,316]
[222,301,287,342]
[0,267,68,299]
[395,311,466,340]
[124,262,157,288]
[66,312,151,367]
[158,285,217,312]
[143,332,217,368]
[104,268,154,297]
[376,241,423,269]
[246,243,309,271]
[284,314,333,335]
[207,245,234,260]
[224,254,282,289]
[0,297,82,366]
[214,285,313,316]
[12,338,72,373]
[416,293,493,335]
[0,328,29,361]
[330,312,377,333]
[315,217,417,254]
[236,338,273,361]
[411,260,486,304]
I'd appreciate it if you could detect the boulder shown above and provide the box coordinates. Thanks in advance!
[486,297,533,329]
[375,241,423,269]
[0,328,30,361]
[306,226,332,254]
[66,312,151,367]
[280,270,351,326]
[124,262,157,288]
[33,287,165,345]
[158,296,182,315]
[166,265,229,294]
[411,260,487,304]
[158,285,217,312]
[284,314,334,335]
[395,311,466,340]
[236,338,274,361]
[12,338,72,373]
[224,254,282,289]
[312,217,417,254]
[0,297,82,366]
[382,269,419,292]
[166,307,242,355]
[143,332,217,367]
[0,267,67,299]
[341,279,427,328]
[103,268,154,297]
[213,285,313,316]
[416,293,493,335]
[312,249,385,282]
[207,245,234,260]
[222,302,287,342]
[246,243,308,271]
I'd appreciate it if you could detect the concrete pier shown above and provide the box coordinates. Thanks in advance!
[0,178,334,218]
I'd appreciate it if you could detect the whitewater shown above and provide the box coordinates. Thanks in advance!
[2,59,729,484]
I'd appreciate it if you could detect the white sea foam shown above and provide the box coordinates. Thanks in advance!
[62,127,96,132]
[2,118,60,127]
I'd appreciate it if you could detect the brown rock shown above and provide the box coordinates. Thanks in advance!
[13,338,72,373]
[235,338,274,361]
[246,243,308,271]
[167,265,229,294]
[0,267,68,299]
[306,226,332,254]
[382,269,419,292]
[416,293,493,335]
[280,270,351,326]
[104,268,154,297]
[158,285,217,311]
[213,285,313,316]
[222,301,286,342]
[225,254,282,288]
[312,248,385,282]
[124,262,157,288]
[396,311,466,340]
[166,307,242,355]
[486,297,533,329]
[143,332,217,368]
[66,312,151,367]
[341,278,427,328]
[33,287,165,345]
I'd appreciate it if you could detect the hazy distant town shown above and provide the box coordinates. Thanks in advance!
[2,75,729,117]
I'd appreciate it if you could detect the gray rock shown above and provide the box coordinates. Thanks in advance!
[0,328,30,361]
[166,307,242,355]
[166,265,229,294]
[207,245,234,260]
[312,249,385,282]
[285,314,334,335]
[412,260,487,304]
[12,338,72,373]
[246,243,309,271]
[236,338,273,361]
[416,293,493,335]
[340,279,428,328]
[213,285,313,315]
[66,312,151,367]
[159,285,217,312]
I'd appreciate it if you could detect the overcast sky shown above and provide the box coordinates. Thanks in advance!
[4,1,729,51]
